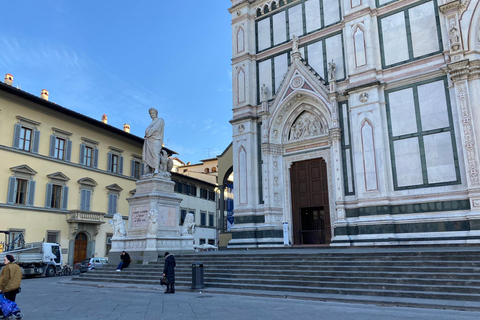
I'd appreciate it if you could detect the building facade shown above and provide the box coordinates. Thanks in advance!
[229,0,480,247]
[0,76,148,263]
[171,172,219,247]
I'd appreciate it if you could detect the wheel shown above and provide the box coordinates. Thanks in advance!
[63,267,72,276]
[45,266,55,277]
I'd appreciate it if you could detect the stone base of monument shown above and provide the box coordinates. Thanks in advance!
[110,235,194,264]
[109,174,194,264]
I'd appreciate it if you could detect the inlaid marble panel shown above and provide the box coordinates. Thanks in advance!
[394,138,423,187]
[274,53,288,91]
[289,4,304,39]
[323,0,340,26]
[389,88,417,136]
[362,122,378,191]
[326,34,344,80]
[424,132,457,183]
[273,11,287,45]
[239,147,247,204]
[307,41,324,78]
[381,12,409,66]
[417,80,449,131]
[345,148,353,193]
[258,18,270,51]
[409,1,439,58]
[237,69,245,103]
[354,28,367,67]
[259,60,272,99]
[305,0,321,33]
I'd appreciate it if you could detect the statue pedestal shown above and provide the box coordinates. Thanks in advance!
[110,174,194,264]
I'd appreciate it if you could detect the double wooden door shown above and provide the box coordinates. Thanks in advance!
[290,158,331,245]
[74,233,88,264]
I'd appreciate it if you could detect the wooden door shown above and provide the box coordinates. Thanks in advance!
[74,233,88,264]
[291,158,331,245]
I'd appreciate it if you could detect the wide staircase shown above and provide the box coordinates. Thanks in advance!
[71,247,480,304]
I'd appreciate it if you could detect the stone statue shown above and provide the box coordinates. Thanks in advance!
[449,25,460,51]
[328,61,336,82]
[292,35,299,53]
[143,108,165,174]
[109,213,126,238]
[147,209,158,236]
[181,213,195,236]
[260,84,269,102]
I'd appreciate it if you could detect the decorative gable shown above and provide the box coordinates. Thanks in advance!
[47,172,70,182]
[106,183,123,192]
[10,164,38,176]
[77,177,98,187]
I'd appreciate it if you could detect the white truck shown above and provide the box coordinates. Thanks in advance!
[0,241,63,277]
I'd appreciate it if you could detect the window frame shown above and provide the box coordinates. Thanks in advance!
[377,0,443,69]
[107,147,124,175]
[46,230,60,244]
[385,76,460,190]
[200,211,207,226]
[15,178,28,205]
[79,137,99,168]
[45,172,70,210]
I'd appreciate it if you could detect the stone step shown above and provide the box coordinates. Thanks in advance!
[87,267,480,280]
[141,260,480,267]
[74,248,480,302]
[75,272,480,288]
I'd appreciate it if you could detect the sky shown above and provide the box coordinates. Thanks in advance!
[0,1,233,164]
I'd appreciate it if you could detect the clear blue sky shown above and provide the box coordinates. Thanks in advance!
[0,1,233,164]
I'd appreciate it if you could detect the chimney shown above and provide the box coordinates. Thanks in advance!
[4,74,13,86]
[40,89,49,101]
[102,114,107,124]
[123,124,130,133]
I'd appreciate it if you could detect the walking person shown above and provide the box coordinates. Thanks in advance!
[116,251,131,272]
[0,255,22,319]
[163,252,176,294]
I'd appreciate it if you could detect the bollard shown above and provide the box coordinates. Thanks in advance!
[191,262,204,289]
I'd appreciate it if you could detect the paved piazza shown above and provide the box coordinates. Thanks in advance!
[9,276,480,320]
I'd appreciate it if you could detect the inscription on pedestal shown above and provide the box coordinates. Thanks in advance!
[158,207,177,227]
[131,206,149,228]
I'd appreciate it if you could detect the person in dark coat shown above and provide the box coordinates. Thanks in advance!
[116,251,131,271]
[163,252,176,294]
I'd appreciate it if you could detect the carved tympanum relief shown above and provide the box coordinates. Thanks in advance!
[288,111,326,141]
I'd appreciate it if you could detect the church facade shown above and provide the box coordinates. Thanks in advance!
[228,0,480,247]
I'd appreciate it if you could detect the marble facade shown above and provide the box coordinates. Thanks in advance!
[228,0,480,247]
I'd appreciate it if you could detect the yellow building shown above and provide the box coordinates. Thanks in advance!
[0,74,146,264]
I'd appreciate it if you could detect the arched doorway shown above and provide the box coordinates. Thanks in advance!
[74,233,88,264]
[290,158,331,245]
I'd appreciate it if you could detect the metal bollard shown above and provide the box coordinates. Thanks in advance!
[191,262,204,289]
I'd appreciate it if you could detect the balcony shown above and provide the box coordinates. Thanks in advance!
[67,210,106,225]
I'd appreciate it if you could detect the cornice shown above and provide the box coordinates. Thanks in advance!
[229,0,254,13]
[439,0,461,14]
[232,53,256,65]
[345,80,382,94]
[230,115,260,125]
